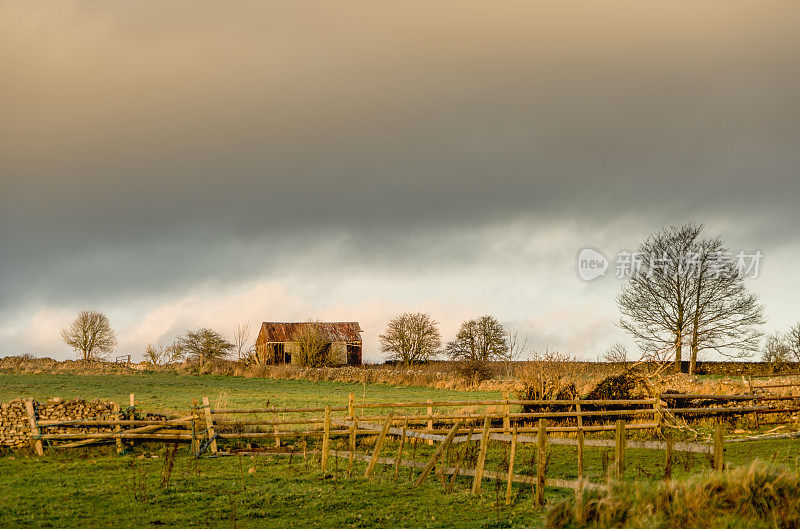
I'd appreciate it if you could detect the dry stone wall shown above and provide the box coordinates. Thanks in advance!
[0,398,117,449]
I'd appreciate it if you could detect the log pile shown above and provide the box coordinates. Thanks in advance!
[0,398,116,448]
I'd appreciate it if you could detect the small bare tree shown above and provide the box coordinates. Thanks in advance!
[233,323,253,361]
[762,332,792,370]
[446,316,508,385]
[380,312,441,367]
[144,341,184,365]
[61,310,117,361]
[601,341,629,365]
[179,328,234,367]
[788,323,800,364]
[501,327,528,379]
[292,322,331,367]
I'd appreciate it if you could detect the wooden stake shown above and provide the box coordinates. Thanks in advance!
[503,390,511,433]
[664,431,673,480]
[448,427,473,493]
[321,406,331,474]
[427,399,434,446]
[394,420,408,479]
[472,416,492,496]
[615,419,625,479]
[113,402,123,454]
[190,398,199,456]
[575,402,584,481]
[365,414,392,477]
[129,393,136,450]
[413,421,462,488]
[348,393,355,419]
[713,422,724,471]
[24,398,44,456]
[348,418,357,475]
[202,396,218,455]
[536,418,547,506]
[505,427,518,505]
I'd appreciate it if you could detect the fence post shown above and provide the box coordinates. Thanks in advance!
[748,376,760,429]
[113,402,124,454]
[394,420,408,479]
[505,426,518,505]
[536,418,547,506]
[190,398,199,456]
[472,416,492,496]
[348,418,357,475]
[129,393,136,450]
[427,399,434,446]
[713,422,725,471]
[654,394,663,432]
[24,398,44,456]
[448,426,473,493]
[414,421,462,488]
[664,431,673,480]
[575,402,584,481]
[365,414,392,477]
[202,396,218,455]
[615,419,625,479]
[348,393,354,419]
[321,406,332,473]
[503,390,511,433]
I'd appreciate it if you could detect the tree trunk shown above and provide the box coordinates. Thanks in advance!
[674,339,682,373]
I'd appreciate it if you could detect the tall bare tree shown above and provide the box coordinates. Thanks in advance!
[380,312,441,366]
[618,223,763,373]
[60,310,117,361]
[501,327,528,379]
[446,316,508,384]
[179,328,234,366]
[686,236,763,374]
[618,223,700,372]
[233,322,253,361]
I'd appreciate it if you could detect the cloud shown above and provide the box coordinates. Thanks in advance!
[1,1,799,360]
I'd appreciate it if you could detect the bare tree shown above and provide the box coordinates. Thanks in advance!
[60,310,117,361]
[144,341,184,365]
[762,332,792,369]
[233,322,253,361]
[618,223,763,373]
[618,224,700,372]
[788,323,800,364]
[685,236,764,375]
[379,312,441,367]
[446,316,508,385]
[501,327,528,379]
[292,322,331,367]
[601,341,629,364]
[179,328,234,366]
[144,343,165,365]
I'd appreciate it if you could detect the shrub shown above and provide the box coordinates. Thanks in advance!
[546,463,800,529]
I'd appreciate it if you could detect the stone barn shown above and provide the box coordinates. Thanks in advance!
[254,322,363,366]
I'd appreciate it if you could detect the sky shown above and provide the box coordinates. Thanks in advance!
[1,1,799,362]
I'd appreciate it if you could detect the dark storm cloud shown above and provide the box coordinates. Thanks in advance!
[2,0,800,316]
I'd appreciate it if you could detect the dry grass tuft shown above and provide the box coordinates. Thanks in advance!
[547,463,800,529]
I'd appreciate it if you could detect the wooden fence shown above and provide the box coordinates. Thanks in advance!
[19,389,799,503]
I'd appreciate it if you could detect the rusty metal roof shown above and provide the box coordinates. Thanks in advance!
[258,322,363,343]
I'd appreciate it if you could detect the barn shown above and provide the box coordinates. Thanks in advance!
[254,322,363,366]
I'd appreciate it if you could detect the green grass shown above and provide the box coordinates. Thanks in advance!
[0,446,556,528]
[1,373,799,528]
[0,373,501,411]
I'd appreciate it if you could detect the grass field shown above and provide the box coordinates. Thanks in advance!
[1,373,799,528]
[0,373,502,411]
